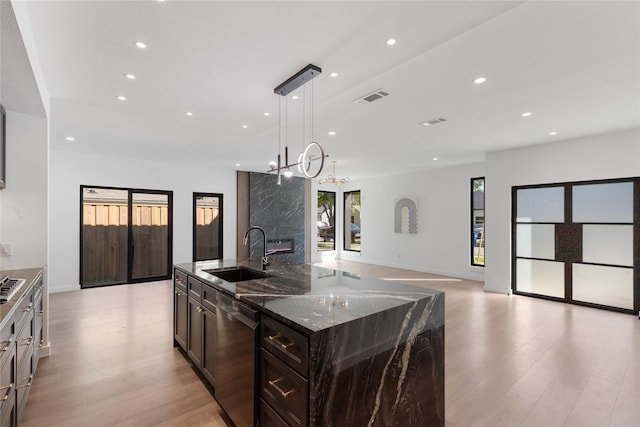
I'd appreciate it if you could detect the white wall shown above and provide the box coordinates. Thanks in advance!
[312,162,486,281]
[0,110,47,270]
[49,149,237,292]
[484,127,640,294]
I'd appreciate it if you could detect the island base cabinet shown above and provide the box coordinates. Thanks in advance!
[187,297,203,368]
[259,398,289,427]
[174,271,188,351]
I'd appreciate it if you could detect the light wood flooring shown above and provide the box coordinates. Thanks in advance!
[21,261,640,427]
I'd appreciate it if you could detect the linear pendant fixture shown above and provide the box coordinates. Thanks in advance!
[274,64,321,96]
[268,64,327,185]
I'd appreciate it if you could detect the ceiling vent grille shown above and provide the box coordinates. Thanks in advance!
[420,117,447,127]
[353,89,389,104]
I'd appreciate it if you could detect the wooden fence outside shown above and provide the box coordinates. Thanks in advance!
[82,203,169,286]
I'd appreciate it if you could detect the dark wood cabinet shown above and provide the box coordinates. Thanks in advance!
[174,269,216,390]
[259,316,309,427]
[187,296,203,368]
[174,273,188,351]
[201,304,216,387]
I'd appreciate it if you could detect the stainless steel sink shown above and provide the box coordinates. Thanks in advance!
[205,267,271,283]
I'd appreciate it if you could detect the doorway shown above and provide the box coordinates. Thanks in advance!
[512,177,639,314]
[80,186,173,288]
[193,193,223,261]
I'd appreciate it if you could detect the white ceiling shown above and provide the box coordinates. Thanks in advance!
[10,1,640,180]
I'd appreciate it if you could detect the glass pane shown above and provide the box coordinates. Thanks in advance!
[82,188,128,286]
[131,192,169,279]
[194,194,222,261]
[471,178,485,266]
[516,259,564,298]
[516,224,555,259]
[582,225,633,266]
[344,191,361,252]
[573,264,633,310]
[572,182,633,223]
[516,187,564,223]
[317,191,335,251]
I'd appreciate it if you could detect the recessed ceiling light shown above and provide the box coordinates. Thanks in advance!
[242,125,248,129]
[263,112,270,116]
[117,95,127,101]
[134,41,147,49]
[328,131,336,136]
[186,111,193,116]
[473,76,486,85]
[432,157,439,161]
[65,136,75,142]
[235,163,241,167]
[291,95,299,100]
[549,131,558,136]
[386,38,396,46]
[330,72,339,77]
[125,73,136,80]
[521,112,532,117]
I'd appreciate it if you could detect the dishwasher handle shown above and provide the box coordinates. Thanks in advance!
[217,295,259,329]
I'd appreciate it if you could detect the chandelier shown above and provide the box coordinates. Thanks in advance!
[319,161,349,186]
[268,64,326,185]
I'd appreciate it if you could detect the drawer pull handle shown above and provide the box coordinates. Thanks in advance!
[268,378,295,398]
[17,376,33,390]
[0,339,13,352]
[174,290,186,296]
[0,383,14,393]
[21,337,33,346]
[22,303,33,313]
[196,306,204,313]
[267,333,295,350]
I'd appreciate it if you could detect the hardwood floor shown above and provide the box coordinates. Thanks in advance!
[21,261,639,427]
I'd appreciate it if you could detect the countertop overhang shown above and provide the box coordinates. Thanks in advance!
[174,259,444,335]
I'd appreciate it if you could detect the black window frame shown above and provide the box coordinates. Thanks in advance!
[193,192,224,262]
[317,190,336,252]
[343,190,361,253]
[471,177,485,267]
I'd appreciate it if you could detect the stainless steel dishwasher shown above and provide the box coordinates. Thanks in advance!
[215,292,259,427]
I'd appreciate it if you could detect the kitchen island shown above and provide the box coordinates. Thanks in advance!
[174,259,444,427]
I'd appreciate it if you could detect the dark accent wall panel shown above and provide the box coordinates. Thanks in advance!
[248,172,305,263]
[237,171,250,260]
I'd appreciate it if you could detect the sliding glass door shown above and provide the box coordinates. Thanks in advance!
[512,178,638,314]
[81,186,173,288]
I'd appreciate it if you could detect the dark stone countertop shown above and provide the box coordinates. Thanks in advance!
[174,259,443,335]
[0,267,44,329]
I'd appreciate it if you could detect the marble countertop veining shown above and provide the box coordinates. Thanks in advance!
[174,259,443,334]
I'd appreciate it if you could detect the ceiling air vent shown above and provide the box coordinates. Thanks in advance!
[420,117,447,127]
[353,89,389,104]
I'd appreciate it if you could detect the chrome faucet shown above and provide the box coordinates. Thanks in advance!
[243,226,270,270]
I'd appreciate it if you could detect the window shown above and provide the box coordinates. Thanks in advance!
[193,193,223,261]
[344,190,361,252]
[471,178,485,266]
[317,191,335,251]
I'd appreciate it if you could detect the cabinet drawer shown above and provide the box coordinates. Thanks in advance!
[0,344,16,412]
[260,348,308,427]
[16,311,34,368]
[0,318,15,367]
[174,270,188,292]
[260,398,290,427]
[187,276,203,300]
[14,291,34,335]
[16,352,33,419]
[261,316,308,376]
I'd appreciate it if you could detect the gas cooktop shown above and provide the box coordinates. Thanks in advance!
[0,275,26,303]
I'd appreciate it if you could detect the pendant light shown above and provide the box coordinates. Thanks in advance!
[268,64,327,185]
[319,160,349,186]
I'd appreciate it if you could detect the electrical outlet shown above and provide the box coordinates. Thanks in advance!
[0,243,12,257]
